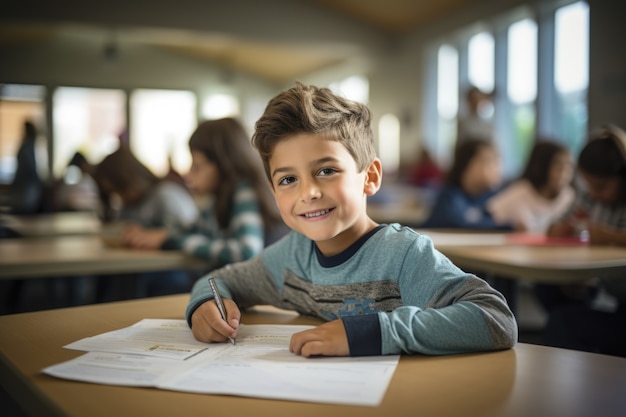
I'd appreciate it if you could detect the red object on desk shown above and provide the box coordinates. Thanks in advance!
[505,233,589,246]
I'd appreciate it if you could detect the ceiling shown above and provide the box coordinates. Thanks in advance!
[0,0,481,84]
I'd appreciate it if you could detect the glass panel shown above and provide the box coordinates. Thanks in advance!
[129,89,197,177]
[437,44,458,166]
[329,75,370,104]
[468,32,495,93]
[555,1,589,155]
[52,87,125,177]
[201,93,240,119]
[0,84,46,183]
[378,113,400,176]
[506,19,538,177]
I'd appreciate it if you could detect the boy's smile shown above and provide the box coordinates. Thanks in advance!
[269,133,382,256]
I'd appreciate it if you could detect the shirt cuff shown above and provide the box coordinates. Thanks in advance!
[341,313,382,356]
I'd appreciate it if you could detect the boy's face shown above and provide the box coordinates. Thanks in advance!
[268,133,381,256]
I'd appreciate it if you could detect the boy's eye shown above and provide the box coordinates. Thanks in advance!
[318,167,337,176]
[277,176,296,186]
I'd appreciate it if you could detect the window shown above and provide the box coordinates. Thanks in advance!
[129,89,197,177]
[329,75,369,104]
[436,44,458,166]
[0,84,46,183]
[555,1,589,155]
[378,114,400,176]
[52,87,125,177]
[425,0,589,180]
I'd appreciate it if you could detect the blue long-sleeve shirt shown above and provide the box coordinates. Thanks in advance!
[186,224,517,356]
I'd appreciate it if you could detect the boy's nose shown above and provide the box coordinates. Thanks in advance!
[299,179,321,202]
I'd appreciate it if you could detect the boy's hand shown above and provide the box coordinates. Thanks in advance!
[289,319,349,357]
[191,299,241,343]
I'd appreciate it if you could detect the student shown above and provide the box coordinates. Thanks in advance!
[456,86,495,147]
[487,140,575,233]
[121,118,285,270]
[94,147,198,229]
[185,82,517,357]
[93,147,199,298]
[541,124,626,356]
[421,138,510,229]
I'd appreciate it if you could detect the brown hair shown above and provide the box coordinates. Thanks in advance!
[188,117,282,231]
[93,147,159,199]
[446,139,494,187]
[521,140,570,191]
[252,81,376,181]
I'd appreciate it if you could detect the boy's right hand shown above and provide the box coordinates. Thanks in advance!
[191,299,241,343]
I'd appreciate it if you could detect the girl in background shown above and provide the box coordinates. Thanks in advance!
[488,140,575,233]
[122,117,285,271]
[93,147,199,299]
[421,138,510,229]
[541,124,626,356]
[94,147,198,229]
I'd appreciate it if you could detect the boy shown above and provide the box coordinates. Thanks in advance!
[186,82,517,357]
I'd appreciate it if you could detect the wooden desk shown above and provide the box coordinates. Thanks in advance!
[419,230,626,284]
[0,212,101,238]
[1,295,625,417]
[0,236,208,279]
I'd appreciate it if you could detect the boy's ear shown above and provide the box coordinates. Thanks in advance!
[364,158,383,196]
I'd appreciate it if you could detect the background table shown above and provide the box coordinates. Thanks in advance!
[0,212,101,238]
[0,235,208,279]
[1,294,626,417]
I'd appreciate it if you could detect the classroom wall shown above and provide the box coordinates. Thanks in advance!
[1,0,624,166]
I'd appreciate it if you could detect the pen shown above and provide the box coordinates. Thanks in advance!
[207,276,236,345]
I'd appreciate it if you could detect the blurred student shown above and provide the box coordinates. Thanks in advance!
[421,139,511,229]
[541,124,626,356]
[487,140,575,233]
[456,86,495,147]
[53,152,101,212]
[121,118,285,271]
[93,147,199,298]
[4,120,44,214]
[94,147,198,229]
[407,147,443,189]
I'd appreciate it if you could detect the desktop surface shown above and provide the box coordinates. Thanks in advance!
[1,295,625,417]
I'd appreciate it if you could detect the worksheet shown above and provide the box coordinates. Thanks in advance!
[43,319,400,407]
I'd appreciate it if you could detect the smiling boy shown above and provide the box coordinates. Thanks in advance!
[185,82,517,357]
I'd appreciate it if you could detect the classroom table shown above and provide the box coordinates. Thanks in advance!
[0,235,208,279]
[1,294,625,417]
[0,211,101,238]
[417,230,626,283]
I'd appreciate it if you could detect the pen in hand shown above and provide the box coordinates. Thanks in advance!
[207,277,236,345]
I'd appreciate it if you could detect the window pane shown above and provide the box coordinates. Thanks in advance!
[201,93,240,119]
[0,84,46,183]
[437,45,459,119]
[378,113,400,175]
[436,44,458,165]
[130,89,196,177]
[468,32,495,92]
[52,87,125,177]
[329,75,370,104]
[507,19,538,104]
[555,1,589,94]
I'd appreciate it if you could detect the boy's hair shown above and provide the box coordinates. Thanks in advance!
[446,138,494,187]
[188,117,282,231]
[251,81,376,181]
[521,139,570,191]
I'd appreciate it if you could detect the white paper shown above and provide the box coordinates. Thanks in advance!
[64,318,208,360]
[43,320,399,407]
